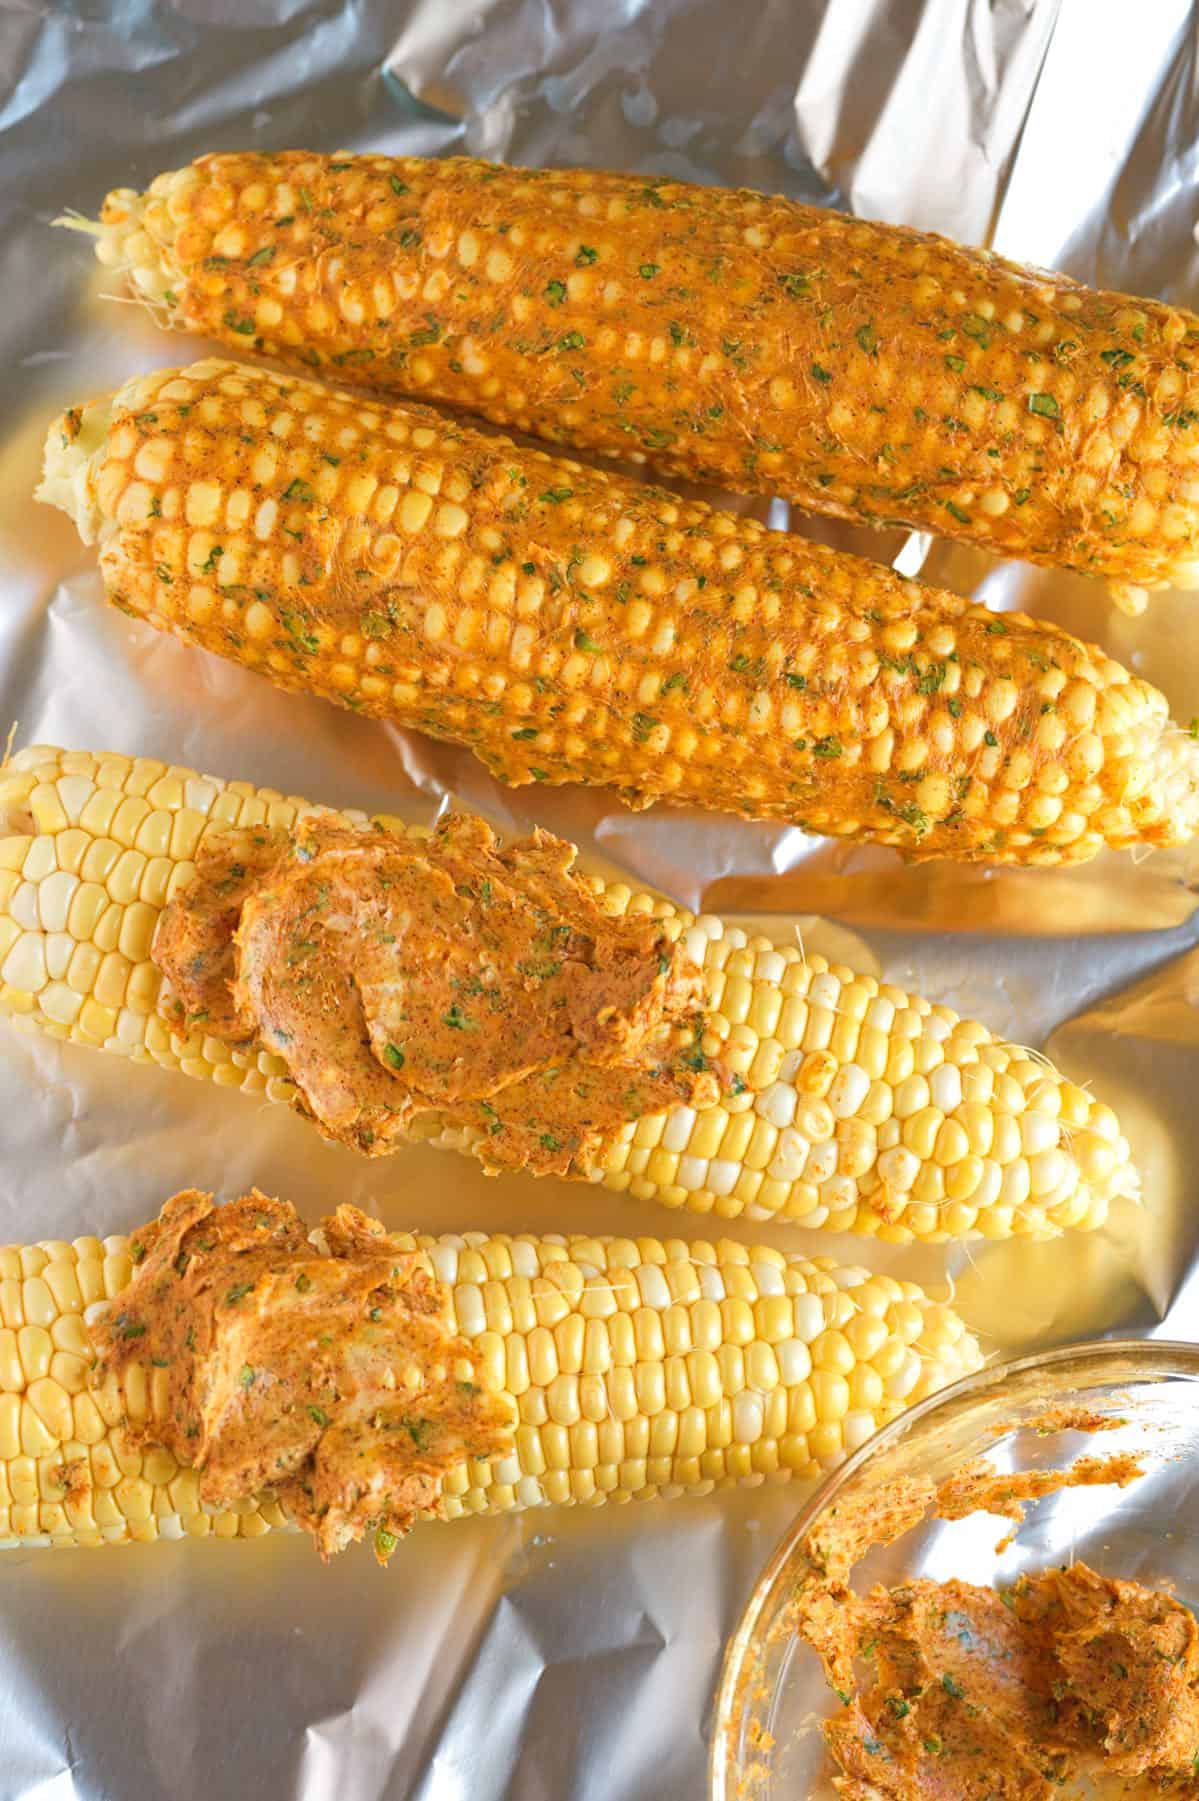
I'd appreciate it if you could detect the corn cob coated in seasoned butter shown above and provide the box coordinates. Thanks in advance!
[39,360,1199,865]
[0,1218,980,1549]
[92,150,1199,609]
[0,744,1136,1243]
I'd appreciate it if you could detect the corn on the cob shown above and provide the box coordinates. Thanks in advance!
[0,1207,980,1550]
[0,743,1136,1242]
[38,359,1199,866]
[90,150,1199,609]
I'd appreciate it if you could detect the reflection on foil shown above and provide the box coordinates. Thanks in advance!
[2,2,1199,1798]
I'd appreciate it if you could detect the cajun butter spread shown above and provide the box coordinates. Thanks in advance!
[89,1189,512,1560]
[791,1449,1199,1796]
[152,811,714,1172]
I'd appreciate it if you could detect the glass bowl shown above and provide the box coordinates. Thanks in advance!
[710,1338,1199,1801]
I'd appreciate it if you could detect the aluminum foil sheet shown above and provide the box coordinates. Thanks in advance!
[2,1,1199,1796]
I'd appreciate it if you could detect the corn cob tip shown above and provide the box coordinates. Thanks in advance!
[1135,716,1199,843]
[90,180,184,310]
[37,395,117,546]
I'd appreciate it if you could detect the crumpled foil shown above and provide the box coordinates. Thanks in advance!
[2,2,1199,1796]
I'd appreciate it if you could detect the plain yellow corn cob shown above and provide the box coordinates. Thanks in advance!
[38,359,1199,865]
[0,1213,980,1550]
[90,150,1199,610]
[0,744,1136,1243]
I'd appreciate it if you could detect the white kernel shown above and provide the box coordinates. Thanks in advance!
[809,973,841,1009]
[828,1063,870,1119]
[662,1107,697,1153]
[683,927,710,967]
[999,1162,1031,1207]
[429,1244,459,1285]
[776,1339,812,1384]
[819,1174,858,1213]
[928,1065,963,1114]
[11,883,39,929]
[753,949,786,985]
[865,996,896,1032]
[733,1393,764,1444]
[706,1159,739,1197]
[843,1412,878,1452]
[454,1283,485,1337]
[768,1129,810,1184]
[637,1266,671,1309]
[877,1146,919,1191]
[2,933,47,993]
[1019,1113,1060,1156]
[887,1350,922,1399]
[749,1263,785,1296]
[21,840,56,883]
[699,1266,726,1302]
[510,1242,539,1278]
[183,779,218,813]
[1030,1148,1069,1196]
[803,1141,838,1183]
[792,1294,827,1342]
[678,1155,709,1192]
[56,778,95,823]
[755,1083,797,1129]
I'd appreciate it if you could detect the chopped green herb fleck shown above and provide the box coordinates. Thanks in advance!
[1027,392,1060,418]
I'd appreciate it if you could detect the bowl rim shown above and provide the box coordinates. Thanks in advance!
[708,1333,1199,1800]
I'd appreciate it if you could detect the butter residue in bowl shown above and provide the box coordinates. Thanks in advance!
[789,1436,1199,1796]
